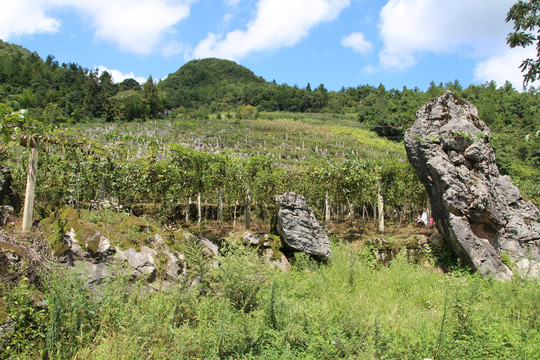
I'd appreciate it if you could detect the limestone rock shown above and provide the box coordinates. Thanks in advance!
[122,246,157,279]
[272,255,291,272]
[0,206,13,227]
[243,232,260,245]
[275,192,331,258]
[74,261,113,284]
[0,165,20,213]
[151,234,183,279]
[404,91,540,280]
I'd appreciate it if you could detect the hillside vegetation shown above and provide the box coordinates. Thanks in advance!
[0,40,539,360]
[0,40,538,192]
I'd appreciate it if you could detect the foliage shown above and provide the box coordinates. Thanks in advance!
[1,276,47,358]
[506,0,540,86]
[2,243,539,359]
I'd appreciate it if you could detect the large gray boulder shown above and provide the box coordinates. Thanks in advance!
[275,192,331,258]
[405,91,540,280]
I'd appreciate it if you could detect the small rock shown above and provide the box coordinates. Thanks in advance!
[243,232,260,245]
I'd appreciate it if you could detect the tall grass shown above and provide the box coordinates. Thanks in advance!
[3,241,539,359]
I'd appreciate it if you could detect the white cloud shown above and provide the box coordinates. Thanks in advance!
[474,47,540,90]
[378,0,515,71]
[97,65,146,84]
[341,32,373,55]
[193,0,350,60]
[62,0,194,55]
[0,0,60,39]
[1,0,194,55]
[362,64,376,75]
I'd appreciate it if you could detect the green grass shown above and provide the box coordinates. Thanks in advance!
[3,240,538,359]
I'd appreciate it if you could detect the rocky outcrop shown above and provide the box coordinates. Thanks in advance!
[367,235,431,265]
[405,90,540,280]
[275,192,331,258]
[0,165,20,214]
[242,232,291,271]
[40,208,187,284]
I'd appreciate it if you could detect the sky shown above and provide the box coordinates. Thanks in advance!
[1,0,538,91]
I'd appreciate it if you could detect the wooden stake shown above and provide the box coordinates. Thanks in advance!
[245,189,252,230]
[22,142,39,232]
[377,182,385,233]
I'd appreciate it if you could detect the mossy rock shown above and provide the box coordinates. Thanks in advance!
[0,241,26,276]
[267,234,284,260]
[111,216,156,251]
[40,207,107,257]
[165,231,190,255]
[39,208,76,256]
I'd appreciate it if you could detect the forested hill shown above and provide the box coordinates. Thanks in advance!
[0,40,538,186]
[158,58,267,111]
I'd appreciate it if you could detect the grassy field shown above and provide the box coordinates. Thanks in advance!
[3,237,539,360]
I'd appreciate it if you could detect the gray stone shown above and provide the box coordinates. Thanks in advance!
[151,234,183,279]
[200,238,219,257]
[275,192,331,258]
[123,246,157,278]
[65,227,111,258]
[429,233,445,248]
[0,165,20,212]
[405,91,540,280]
[74,261,113,284]
[0,206,13,227]
[272,255,291,272]
[243,232,260,245]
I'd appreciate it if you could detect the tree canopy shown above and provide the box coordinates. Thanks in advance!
[506,0,540,85]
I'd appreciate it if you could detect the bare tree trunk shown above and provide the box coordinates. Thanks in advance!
[22,143,39,232]
[245,189,252,230]
[377,182,385,233]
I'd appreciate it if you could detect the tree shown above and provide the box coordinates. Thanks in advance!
[143,76,163,118]
[506,0,540,85]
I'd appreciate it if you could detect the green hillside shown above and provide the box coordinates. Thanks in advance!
[158,58,269,111]
[0,39,538,201]
[160,58,265,89]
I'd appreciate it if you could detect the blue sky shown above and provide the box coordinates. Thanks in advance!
[1,0,537,91]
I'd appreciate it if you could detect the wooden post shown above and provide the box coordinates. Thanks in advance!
[197,192,202,224]
[218,188,223,226]
[245,189,252,230]
[185,197,190,223]
[233,200,238,230]
[325,191,331,225]
[377,182,385,233]
[22,139,39,232]
[99,175,105,201]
